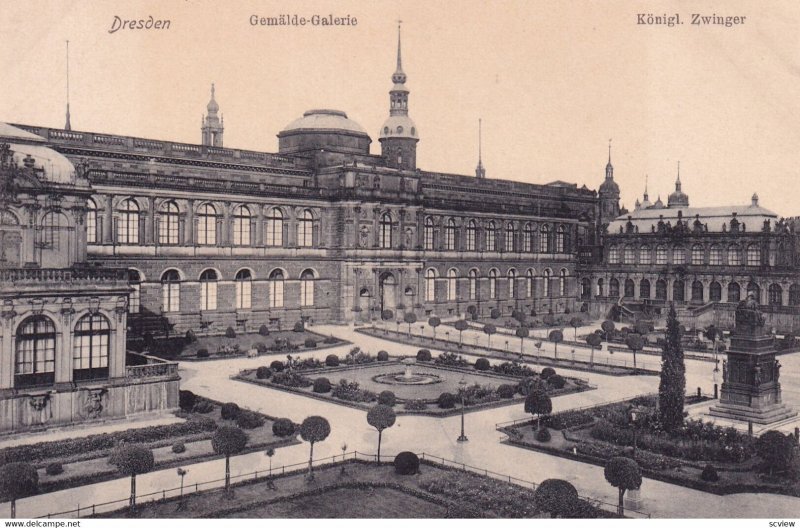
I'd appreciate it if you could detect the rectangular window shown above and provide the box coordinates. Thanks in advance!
[201,282,217,311]
[270,281,284,308]
[236,281,252,310]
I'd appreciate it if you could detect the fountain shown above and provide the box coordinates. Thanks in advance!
[403,357,415,379]
[372,358,443,386]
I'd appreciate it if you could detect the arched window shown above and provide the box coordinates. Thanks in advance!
[380,213,393,249]
[710,281,722,302]
[86,198,98,244]
[624,278,635,298]
[727,245,741,266]
[266,208,284,247]
[639,245,651,265]
[424,217,435,250]
[526,269,534,298]
[597,278,604,297]
[468,269,478,300]
[505,224,515,252]
[523,223,534,253]
[15,316,56,387]
[673,280,685,302]
[539,225,550,253]
[444,218,456,251]
[300,269,315,307]
[508,269,517,299]
[747,282,761,303]
[656,279,667,300]
[691,281,704,302]
[158,201,180,245]
[117,199,140,245]
[488,269,497,299]
[789,284,800,306]
[608,245,619,264]
[746,244,761,266]
[40,211,66,251]
[161,269,180,312]
[691,245,704,265]
[199,269,218,311]
[709,244,722,266]
[128,270,141,313]
[560,269,568,296]
[768,283,782,306]
[672,246,685,265]
[235,269,252,310]
[73,313,110,381]
[425,268,437,302]
[555,225,565,253]
[466,220,477,251]
[447,269,458,301]
[197,203,217,245]
[543,269,552,297]
[655,245,667,265]
[581,278,591,300]
[297,209,314,247]
[609,278,620,297]
[269,269,285,308]
[486,221,497,252]
[232,205,252,246]
[728,282,741,303]
[623,245,635,264]
[640,279,651,299]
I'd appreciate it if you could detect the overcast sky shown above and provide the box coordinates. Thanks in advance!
[1,0,798,217]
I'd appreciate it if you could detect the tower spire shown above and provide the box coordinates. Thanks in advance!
[65,40,71,131]
[476,118,485,179]
[396,20,403,73]
[605,138,613,180]
[676,161,681,190]
[201,83,223,146]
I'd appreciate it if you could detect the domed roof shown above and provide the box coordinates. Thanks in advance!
[667,190,689,207]
[0,123,75,184]
[379,115,418,140]
[206,84,219,114]
[282,109,367,135]
[599,178,619,194]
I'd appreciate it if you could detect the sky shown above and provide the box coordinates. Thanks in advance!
[1,0,799,217]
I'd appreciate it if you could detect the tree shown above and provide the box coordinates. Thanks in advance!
[403,312,417,337]
[585,333,602,367]
[110,444,155,511]
[625,333,644,371]
[515,326,530,354]
[548,329,564,359]
[524,389,552,431]
[483,323,497,348]
[569,317,583,341]
[543,313,556,326]
[633,321,651,336]
[756,431,796,476]
[604,457,642,516]
[428,316,441,340]
[601,319,616,340]
[658,304,686,433]
[534,478,579,518]
[300,416,331,479]
[0,462,38,518]
[212,426,249,494]
[454,319,469,345]
[367,404,397,462]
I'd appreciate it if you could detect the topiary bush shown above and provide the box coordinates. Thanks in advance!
[548,374,566,389]
[193,399,214,414]
[256,366,272,379]
[540,367,556,379]
[323,335,338,345]
[270,360,285,372]
[325,354,340,367]
[259,324,270,336]
[536,427,552,442]
[313,377,332,393]
[236,411,266,429]
[179,390,197,412]
[437,392,457,409]
[197,348,209,358]
[474,357,490,371]
[377,350,390,361]
[45,462,64,476]
[220,402,241,420]
[185,329,197,344]
[416,349,432,362]
[378,390,396,406]
[255,342,268,355]
[272,418,296,437]
[394,451,420,475]
[172,441,186,454]
[497,384,516,399]
[293,321,305,332]
[225,327,237,338]
[701,464,720,482]
[304,338,318,348]
[490,308,501,319]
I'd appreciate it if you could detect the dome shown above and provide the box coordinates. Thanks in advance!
[207,98,219,113]
[379,115,418,140]
[0,123,75,184]
[598,178,619,194]
[668,190,689,207]
[282,109,367,135]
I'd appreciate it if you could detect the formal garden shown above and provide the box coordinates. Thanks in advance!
[234,346,593,415]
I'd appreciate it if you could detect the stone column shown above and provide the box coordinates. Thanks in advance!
[103,195,114,244]
[185,199,194,245]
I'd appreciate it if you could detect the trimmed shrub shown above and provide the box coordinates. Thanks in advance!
[548,374,566,389]
[323,335,338,344]
[45,462,64,476]
[416,349,432,362]
[197,348,209,358]
[225,327,236,338]
[490,308,501,319]
[179,390,197,412]
[255,342,268,355]
[701,464,720,482]
[272,418,296,437]
[220,402,240,420]
[394,451,420,475]
[304,338,318,348]
[172,442,186,454]
[474,358,491,371]
[193,399,214,414]
[270,360,285,372]
[256,366,272,379]
[536,427,552,442]
[313,377,332,393]
[437,392,457,409]
[258,324,270,336]
[325,354,340,367]
[293,321,305,332]
[185,329,197,344]
[377,350,390,361]
[378,390,397,406]
[497,384,516,399]
[236,411,266,429]
[540,367,556,379]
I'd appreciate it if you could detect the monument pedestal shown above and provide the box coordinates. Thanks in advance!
[624,487,643,511]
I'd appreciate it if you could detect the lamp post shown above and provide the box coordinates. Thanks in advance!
[340,443,348,474]
[176,468,188,511]
[457,378,468,442]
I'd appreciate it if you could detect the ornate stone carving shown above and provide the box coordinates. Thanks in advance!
[83,388,107,419]
[734,294,765,335]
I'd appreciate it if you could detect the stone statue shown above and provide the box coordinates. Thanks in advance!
[775,360,781,382]
[753,365,762,386]
[734,294,766,335]
[722,360,728,383]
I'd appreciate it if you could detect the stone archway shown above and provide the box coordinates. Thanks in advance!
[379,272,397,313]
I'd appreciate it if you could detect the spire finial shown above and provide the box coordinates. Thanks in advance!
[396,20,403,72]
[211,82,215,98]
[478,118,483,163]
[65,40,71,131]
[608,138,612,164]
[475,118,486,179]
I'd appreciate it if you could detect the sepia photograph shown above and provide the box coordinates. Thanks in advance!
[0,0,799,524]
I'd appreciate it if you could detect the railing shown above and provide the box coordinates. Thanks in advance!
[36,450,650,519]
[125,353,179,379]
[0,267,128,283]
